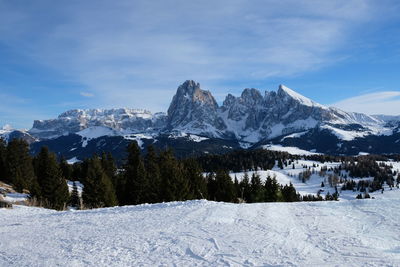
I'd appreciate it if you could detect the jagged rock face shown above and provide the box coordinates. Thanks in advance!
[25,80,393,146]
[30,109,167,139]
[219,85,327,141]
[167,80,227,136]
[222,89,264,121]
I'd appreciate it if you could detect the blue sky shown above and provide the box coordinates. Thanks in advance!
[1,0,400,128]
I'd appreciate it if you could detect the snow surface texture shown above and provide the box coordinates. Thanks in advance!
[1,192,28,203]
[2,159,400,266]
[228,159,383,200]
[263,144,321,156]
[1,195,400,266]
[67,157,82,165]
[279,84,322,108]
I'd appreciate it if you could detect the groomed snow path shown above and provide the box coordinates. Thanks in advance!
[1,193,400,266]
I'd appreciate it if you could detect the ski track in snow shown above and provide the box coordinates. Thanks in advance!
[1,194,400,266]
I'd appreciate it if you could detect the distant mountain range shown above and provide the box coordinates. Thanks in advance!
[2,80,400,161]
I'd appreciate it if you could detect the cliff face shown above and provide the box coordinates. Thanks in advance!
[26,80,391,145]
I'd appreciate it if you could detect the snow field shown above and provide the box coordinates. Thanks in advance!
[229,159,398,200]
[1,196,400,266]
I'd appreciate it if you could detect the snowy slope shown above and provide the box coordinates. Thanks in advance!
[279,84,324,108]
[0,125,13,141]
[228,159,377,200]
[263,144,321,155]
[1,196,400,266]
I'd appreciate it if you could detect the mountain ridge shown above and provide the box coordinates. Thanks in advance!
[2,80,400,158]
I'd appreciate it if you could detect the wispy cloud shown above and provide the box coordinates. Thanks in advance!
[332,91,400,115]
[0,0,390,112]
[80,91,94,98]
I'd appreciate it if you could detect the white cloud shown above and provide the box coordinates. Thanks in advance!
[80,92,94,98]
[0,0,397,112]
[331,91,400,115]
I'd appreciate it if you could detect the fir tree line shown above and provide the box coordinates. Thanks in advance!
[4,138,388,210]
[0,139,69,210]
[64,143,309,207]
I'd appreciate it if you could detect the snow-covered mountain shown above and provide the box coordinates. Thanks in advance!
[3,80,400,158]
[25,80,395,143]
[0,125,37,144]
[29,108,167,139]
[165,81,394,144]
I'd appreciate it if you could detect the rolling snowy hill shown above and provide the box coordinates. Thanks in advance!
[2,156,400,266]
[1,195,400,266]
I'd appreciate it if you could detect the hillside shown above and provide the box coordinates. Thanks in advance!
[1,195,400,266]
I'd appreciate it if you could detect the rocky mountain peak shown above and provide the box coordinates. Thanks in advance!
[277,84,322,108]
[173,80,217,107]
[240,88,263,106]
[176,80,200,96]
[20,80,397,150]
[167,80,225,134]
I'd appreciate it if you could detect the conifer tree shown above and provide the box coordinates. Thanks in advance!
[13,168,25,193]
[82,156,117,208]
[213,170,235,202]
[206,172,217,200]
[0,138,6,182]
[6,139,37,193]
[233,176,241,200]
[101,152,117,184]
[183,158,207,200]
[264,175,279,202]
[158,149,189,202]
[35,147,69,210]
[59,157,73,181]
[239,173,251,202]
[250,172,264,203]
[277,159,284,169]
[281,182,298,202]
[69,181,81,209]
[123,142,149,205]
[144,145,161,203]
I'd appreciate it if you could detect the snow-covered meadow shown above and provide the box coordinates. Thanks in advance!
[2,157,400,266]
[229,157,396,201]
[1,193,400,266]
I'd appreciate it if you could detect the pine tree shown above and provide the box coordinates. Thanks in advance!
[277,159,284,169]
[144,145,161,203]
[213,170,235,202]
[281,182,298,202]
[264,175,279,202]
[123,142,149,205]
[13,168,25,193]
[183,158,207,200]
[69,181,81,208]
[82,156,117,208]
[101,152,117,184]
[158,149,189,202]
[6,139,37,193]
[206,172,217,200]
[233,176,241,201]
[59,157,73,181]
[0,138,6,182]
[35,147,69,210]
[250,173,264,203]
[239,173,251,202]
